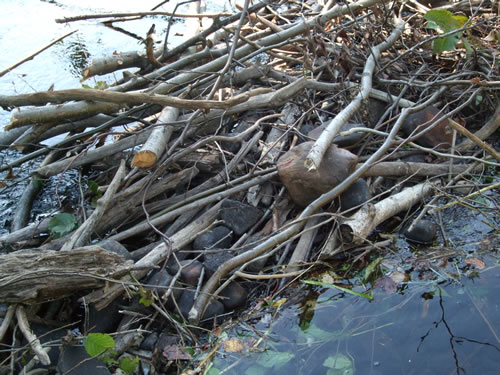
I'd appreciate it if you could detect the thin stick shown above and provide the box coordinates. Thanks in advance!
[0,30,77,78]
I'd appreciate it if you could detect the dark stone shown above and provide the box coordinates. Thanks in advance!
[193,226,233,250]
[339,178,371,211]
[141,332,158,351]
[177,290,224,322]
[155,332,178,353]
[402,220,437,244]
[58,345,111,375]
[179,260,206,287]
[145,269,183,309]
[98,239,133,260]
[219,282,247,310]
[220,199,263,235]
[30,323,67,366]
[308,122,366,147]
[87,299,122,333]
[203,250,233,275]
[401,106,452,150]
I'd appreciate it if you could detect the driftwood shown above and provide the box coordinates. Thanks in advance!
[0,246,133,304]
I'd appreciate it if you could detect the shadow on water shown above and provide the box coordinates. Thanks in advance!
[207,204,499,375]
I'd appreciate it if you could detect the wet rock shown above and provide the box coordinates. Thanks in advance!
[402,106,452,150]
[155,332,178,353]
[308,122,366,147]
[193,225,232,250]
[58,345,111,375]
[146,269,183,309]
[87,299,122,333]
[98,239,133,260]
[31,322,67,366]
[277,142,358,207]
[177,289,224,322]
[203,250,233,275]
[179,260,206,287]
[220,199,263,235]
[339,178,371,211]
[219,281,247,310]
[402,220,437,244]
[141,331,158,351]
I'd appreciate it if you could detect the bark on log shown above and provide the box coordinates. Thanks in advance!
[0,246,133,304]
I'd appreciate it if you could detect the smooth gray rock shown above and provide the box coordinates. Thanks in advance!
[220,199,263,235]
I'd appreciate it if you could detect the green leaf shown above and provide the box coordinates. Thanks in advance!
[323,354,354,375]
[138,288,153,307]
[424,10,467,32]
[83,333,116,357]
[424,10,469,54]
[120,355,139,373]
[363,257,382,283]
[257,350,294,369]
[32,178,44,190]
[88,180,100,194]
[48,213,78,238]
[303,280,373,300]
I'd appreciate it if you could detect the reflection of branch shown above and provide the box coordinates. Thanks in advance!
[0,30,77,78]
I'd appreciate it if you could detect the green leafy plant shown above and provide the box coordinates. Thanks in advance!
[87,179,102,208]
[83,333,139,373]
[83,333,117,366]
[303,280,373,300]
[48,213,78,238]
[424,10,472,54]
[82,80,109,90]
[138,287,154,307]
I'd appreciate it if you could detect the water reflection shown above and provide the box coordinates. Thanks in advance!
[62,39,90,78]
[207,256,500,375]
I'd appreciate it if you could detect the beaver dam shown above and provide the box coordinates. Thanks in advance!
[0,0,499,374]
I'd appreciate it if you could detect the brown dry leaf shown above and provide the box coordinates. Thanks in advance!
[163,345,192,361]
[464,258,486,269]
[224,338,245,353]
[0,182,6,188]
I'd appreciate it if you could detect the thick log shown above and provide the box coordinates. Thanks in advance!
[0,246,133,304]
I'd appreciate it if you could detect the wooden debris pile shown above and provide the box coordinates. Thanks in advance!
[0,0,498,372]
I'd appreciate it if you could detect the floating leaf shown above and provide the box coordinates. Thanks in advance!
[303,280,373,300]
[224,338,245,353]
[257,350,294,369]
[323,354,354,375]
[83,333,115,357]
[364,257,382,283]
[48,213,78,238]
[464,258,486,269]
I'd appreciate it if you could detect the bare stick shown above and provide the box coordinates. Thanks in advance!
[0,30,77,78]
[305,20,406,171]
[62,160,126,250]
[56,11,232,24]
[15,305,51,366]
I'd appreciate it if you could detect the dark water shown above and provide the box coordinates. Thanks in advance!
[208,205,500,375]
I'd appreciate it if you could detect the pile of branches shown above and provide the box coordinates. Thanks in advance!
[0,0,498,371]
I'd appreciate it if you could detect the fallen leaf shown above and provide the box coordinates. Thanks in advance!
[464,258,485,269]
[163,345,192,361]
[224,338,245,353]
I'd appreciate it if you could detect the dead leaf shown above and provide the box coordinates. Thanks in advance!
[464,258,485,269]
[162,345,192,361]
[224,338,245,353]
